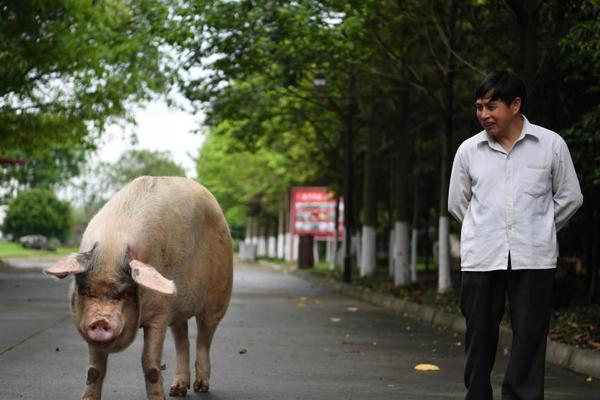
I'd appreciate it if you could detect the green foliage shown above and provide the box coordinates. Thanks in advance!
[68,149,187,222]
[0,146,87,201]
[0,0,189,192]
[109,149,187,188]
[197,131,290,230]
[2,188,72,242]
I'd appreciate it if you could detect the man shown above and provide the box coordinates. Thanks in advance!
[448,71,583,400]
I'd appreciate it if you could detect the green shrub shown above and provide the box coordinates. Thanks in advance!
[2,188,72,242]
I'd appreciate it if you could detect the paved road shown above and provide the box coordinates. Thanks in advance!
[1,261,598,400]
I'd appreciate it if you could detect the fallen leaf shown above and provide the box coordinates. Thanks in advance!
[414,364,440,371]
[299,296,308,302]
[314,299,322,304]
[330,317,342,323]
[588,341,600,350]
[239,348,248,354]
[297,302,306,308]
[347,307,358,312]
[548,332,560,341]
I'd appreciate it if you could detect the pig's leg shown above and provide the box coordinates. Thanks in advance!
[82,347,108,400]
[168,321,190,397]
[193,317,217,392]
[141,324,167,400]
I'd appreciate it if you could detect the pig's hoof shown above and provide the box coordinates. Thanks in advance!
[193,379,210,393]
[169,381,188,397]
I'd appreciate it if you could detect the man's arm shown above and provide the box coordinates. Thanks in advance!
[448,147,471,224]
[552,138,583,231]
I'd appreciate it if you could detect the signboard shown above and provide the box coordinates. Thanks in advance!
[290,187,343,239]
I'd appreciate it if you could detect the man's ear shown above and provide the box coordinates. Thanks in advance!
[511,97,522,114]
[129,260,177,296]
[44,253,86,279]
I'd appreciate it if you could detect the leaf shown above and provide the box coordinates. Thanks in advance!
[414,364,440,371]
[329,317,341,323]
[588,341,600,350]
[347,306,358,312]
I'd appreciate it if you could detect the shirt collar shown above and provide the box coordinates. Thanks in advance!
[477,115,539,145]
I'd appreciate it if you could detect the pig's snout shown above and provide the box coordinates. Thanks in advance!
[86,319,114,342]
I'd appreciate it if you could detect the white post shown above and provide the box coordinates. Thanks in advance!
[394,221,410,286]
[257,236,267,257]
[328,237,337,270]
[277,233,285,259]
[284,233,291,262]
[438,216,452,293]
[292,234,299,262]
[268,236,277,258]
[313,239,320,265]
[360,225,376,277]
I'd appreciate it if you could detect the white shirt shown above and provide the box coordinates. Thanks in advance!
[448,116,583,271]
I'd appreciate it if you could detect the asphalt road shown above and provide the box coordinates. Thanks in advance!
[1,261,598,400]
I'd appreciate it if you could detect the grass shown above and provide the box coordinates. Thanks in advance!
[0,241,78,258]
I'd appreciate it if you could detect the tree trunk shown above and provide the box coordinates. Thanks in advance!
[245,216,252,244]
[505,0,540,119]
[410,188,419,282]
[389,154,396,277]
[438,0,457,294]
[360,110,377,277]
[394,85,411,287]
[277,201,285,259]
[331,192,341,270]
[342,75,356,283]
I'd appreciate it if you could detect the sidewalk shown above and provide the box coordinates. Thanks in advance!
[1,259,599,399]
[260,260,600,380]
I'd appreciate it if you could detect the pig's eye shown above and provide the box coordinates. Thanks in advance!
[78,286,97,298]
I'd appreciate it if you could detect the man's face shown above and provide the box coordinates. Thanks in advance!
[475,92,521,137]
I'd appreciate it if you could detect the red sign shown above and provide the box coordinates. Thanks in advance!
[290,187,343,238]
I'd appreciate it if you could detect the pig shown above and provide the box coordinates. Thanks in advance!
[44,176,233,400]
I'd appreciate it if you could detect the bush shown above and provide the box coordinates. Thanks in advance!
[2,188,72,242]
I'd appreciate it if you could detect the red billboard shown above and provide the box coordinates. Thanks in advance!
[290,187,343,238]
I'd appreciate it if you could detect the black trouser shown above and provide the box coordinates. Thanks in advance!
[460,261,554,400]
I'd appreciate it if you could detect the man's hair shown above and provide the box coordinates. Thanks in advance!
[475,71,527,112]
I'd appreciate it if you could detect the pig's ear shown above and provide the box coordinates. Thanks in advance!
[129,260,177,296]
[44,253,86,279]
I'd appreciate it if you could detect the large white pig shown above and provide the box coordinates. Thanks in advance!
[44,176,233,400]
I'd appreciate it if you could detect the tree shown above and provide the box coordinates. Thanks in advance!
[109,149,187,187]
[2,188,72,242]
[66,149,186,227]
[0,0,187,194]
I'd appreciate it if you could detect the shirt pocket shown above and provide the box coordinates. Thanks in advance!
[524,165,551,198]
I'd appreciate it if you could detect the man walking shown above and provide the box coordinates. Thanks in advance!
[448,71,583,400]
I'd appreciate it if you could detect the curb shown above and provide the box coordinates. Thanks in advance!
[261,262,600,379]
